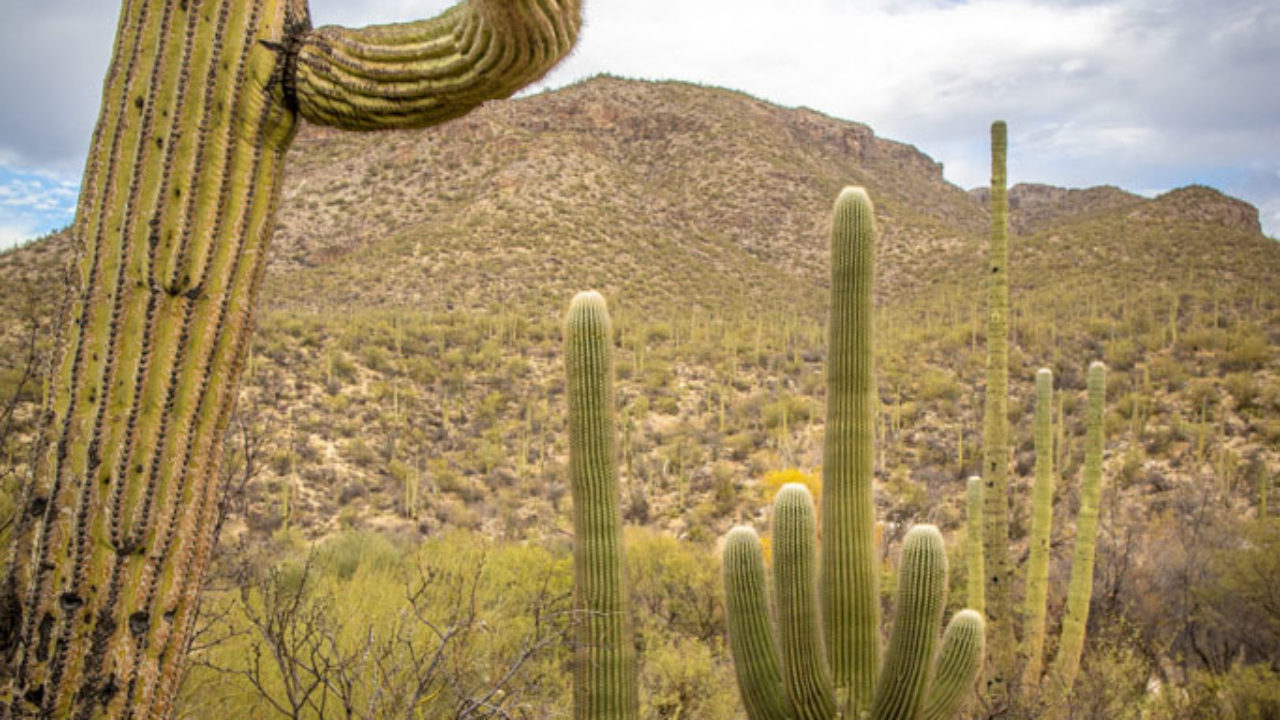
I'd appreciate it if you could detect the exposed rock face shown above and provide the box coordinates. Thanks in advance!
[1139,185,1263,233]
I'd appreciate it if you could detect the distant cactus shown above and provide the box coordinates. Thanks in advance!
[982,119,1015,698]
[975,362,1107,715]
[564,292,639,720]
[0,1,582,716]
[966,477,985,615]
[722,188,984,720]
[1044,362,1106,717]
[1020,368,1054,687]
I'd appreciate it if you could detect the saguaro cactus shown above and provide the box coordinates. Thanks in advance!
[981,119,1015,697]
[564,292,639,720]
[722,188,984,720]
[822,186,880,714]
[0,1,581,716]
[1021,368,1054,688]
[965,476,985,615]
[1044,362,1106,717]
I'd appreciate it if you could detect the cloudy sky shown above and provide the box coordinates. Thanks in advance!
[2,0,1277,248]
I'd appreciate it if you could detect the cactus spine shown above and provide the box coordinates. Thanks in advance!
[966,477,985,616]
[822,186,880,714]
[981,120,1015,697]
[1045,362,1106,716]
[0,1,582,716]
[1020,368,1054,687]
[722,187,984,720]
[564,292,638,720]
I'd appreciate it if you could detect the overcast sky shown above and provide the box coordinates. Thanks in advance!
[2,0,1277,248]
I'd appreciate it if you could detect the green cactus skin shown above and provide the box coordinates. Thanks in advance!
[1045,362,1106,716]
[822,186,880,714]
[872,525,947,720]
[981,119,1015,699]
[1021,368,1055,689]
[966,477,985,616]
[723,527,793,720]
[775,484,837,720]
[565,292,639,720]
[0,1,580,716]
[920,610,987,720]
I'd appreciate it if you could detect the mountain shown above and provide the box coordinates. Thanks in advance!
[2,76,1277,545]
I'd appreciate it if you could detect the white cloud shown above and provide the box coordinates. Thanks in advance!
[3,0,1280,237]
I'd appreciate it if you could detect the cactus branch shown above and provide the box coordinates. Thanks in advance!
[872,525,948,720]
[295,0,582,130]
[724,527,794,720]
[1021,368,1054,689]
[1045,362,1107,716]
[921,610,986,720]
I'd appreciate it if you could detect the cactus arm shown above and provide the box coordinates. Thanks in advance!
[965,477,985,615]
[872,525,948,720]
[774,484,837,720]
[821,186,880,714]
[1046,362,1107,714]
[564,292,638,720]
[1021,368,1055,689]
[981,119,1015,699]
[724,527,795,720]
[920,610,986,720]
[294,0,582,130]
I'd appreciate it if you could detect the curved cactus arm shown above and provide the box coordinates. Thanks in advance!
[774,484,837,720]
[920,610,986,720]
[295,0,582,130]
[965,476,985,616]
[821,186,880,714]
[1021,368,1055,689]
[564,291,638,720]
[724,527,795,720]
[871,525,948,720]
[1045,362,1107,716]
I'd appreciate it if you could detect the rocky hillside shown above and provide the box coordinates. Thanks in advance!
[1,76,1277,548]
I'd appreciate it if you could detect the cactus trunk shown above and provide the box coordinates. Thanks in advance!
[1,1,581,716]
[821,186,880,714]
[565,292,638,720]
[981,119,1014,699]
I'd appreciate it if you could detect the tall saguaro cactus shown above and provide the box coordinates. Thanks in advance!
[822,186,880,714]
[0,1,582,716]
[564,292,639,720]
[722,188,984,720]
[981,119,1014,698]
